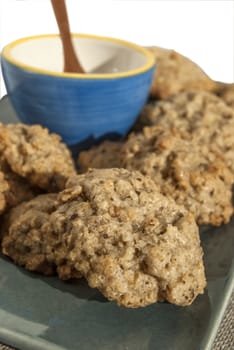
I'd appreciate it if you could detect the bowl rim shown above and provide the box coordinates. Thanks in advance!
[2,33,155,79]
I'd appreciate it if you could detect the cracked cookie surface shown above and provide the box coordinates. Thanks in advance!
[121,126,233,226]
[135,91,234,175]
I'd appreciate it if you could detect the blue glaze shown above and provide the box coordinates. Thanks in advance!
[1,57,155,145]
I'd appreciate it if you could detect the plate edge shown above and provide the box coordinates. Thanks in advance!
[200,260,234,350]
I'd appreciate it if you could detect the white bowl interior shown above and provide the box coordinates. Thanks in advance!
[9,36,147,74]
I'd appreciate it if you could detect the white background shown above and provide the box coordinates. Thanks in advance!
[0,0,233,97]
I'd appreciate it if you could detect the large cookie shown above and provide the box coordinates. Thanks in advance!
[78,140,123,172]
[121,126,233,226]
[49,168,206,307]
[0,123,76,191]
[1,169,206,307]
[134,91,234,175]
[147,47,216,99]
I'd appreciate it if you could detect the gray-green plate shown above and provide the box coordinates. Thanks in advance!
[0,96,233,350]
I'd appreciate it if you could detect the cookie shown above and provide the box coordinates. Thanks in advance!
[1,194,59,275]
[134,91,234,175]
[50,168,206,307]
[78,140,123,172]
[0,123,76,191]
[1,193,82,279]
[1,192,82,279]
[147,47,216,99]
[1,168,206,307]
[121,126,233,226]
[0,158,36,215]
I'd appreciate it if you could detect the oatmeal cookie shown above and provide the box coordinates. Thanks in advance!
[0,123,76,191]
[121,126,233,226]
[78,140,123,172]
[1,169,206,307]
[1,194,59,275]
[147,47,216,99]
[135,91,234,175]
[1,194,58,274]
[0,157,36,214]
[49,168,206,307]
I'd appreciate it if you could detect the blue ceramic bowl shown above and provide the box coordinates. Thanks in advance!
[1,34,155,145]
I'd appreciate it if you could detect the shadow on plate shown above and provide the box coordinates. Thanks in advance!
[0,253,107,303]
[200,215,234,280]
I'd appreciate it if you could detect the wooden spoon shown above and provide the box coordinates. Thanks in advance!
[51,0,85,73]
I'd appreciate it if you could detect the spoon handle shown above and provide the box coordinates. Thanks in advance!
[51,0,84,73]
